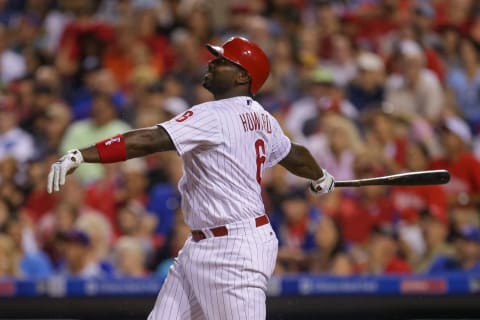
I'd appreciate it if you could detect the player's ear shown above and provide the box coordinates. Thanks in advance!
[236,70,251,86]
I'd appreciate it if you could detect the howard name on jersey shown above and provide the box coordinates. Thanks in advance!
[239,111,272,134]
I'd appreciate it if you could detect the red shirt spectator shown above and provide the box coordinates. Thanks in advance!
[392,184,448,225]
[332,189,395,244]
[23,190,57,222]
[384,256,413,273]
[431,152,480,208]
[430,116,480,209]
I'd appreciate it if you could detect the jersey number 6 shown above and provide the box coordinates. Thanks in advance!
[255,139,266,184]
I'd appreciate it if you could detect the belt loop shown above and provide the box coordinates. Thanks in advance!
[203,228,214,238]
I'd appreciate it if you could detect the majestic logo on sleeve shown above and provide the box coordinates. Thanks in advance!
[105,137,121,145]
[239,112,272,133]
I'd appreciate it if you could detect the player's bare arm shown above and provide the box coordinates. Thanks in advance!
[80,126,174,162]
[279,142,335,194]
[47,126,174,193]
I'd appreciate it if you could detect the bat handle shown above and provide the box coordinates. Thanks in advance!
[334,180,362,187]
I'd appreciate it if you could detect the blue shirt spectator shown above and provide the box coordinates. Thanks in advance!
[447,67,480,129]
[20,251,53,279]
[427,225,480,274]
[446,37,480,131]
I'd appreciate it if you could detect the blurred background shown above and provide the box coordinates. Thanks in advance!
[1,0,480,319]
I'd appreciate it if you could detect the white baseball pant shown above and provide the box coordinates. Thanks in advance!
[147,217,278,320]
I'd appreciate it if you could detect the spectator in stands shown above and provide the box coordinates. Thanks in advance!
[346,51,385,112]
[385,40,444,124]
[323,33,357,88]
[34,66,63,97]
[102,16,166,93]
[407,114,443,159]
[36,102,72,154]
[97,0,135,25]
[361,109,407,174]
[411,2,442,52]
[0,96,35,164]
[5,215,53,279]
[427,225,480,274]
[314,1,341,61]
[392,141,448,256]
[113,236,148,277]
[180,1,213,46]
[22,154,58,224]
[0,23,26,85]
[414,211,454,273]
[116,202,158,261]
[362,226,412,275]
[406,7,446,84]
[130,82,167,128]
[327,152,394,245]
[306,113,364,181]
[75,213,114,276]
[307,215,351,275]
[134,6,174,71]
[0,233,20,278]
[116,158,150,208]
[168,29,209,105]
[70,67,127,121]
[296,26,320,69]
[268,36,301,101]
[273,188,321,273]
[446,36,480,131]
[57,229,105,278]
[284,67,336,141]
[37,200,79,268]
[10,15,45,72]
[60,92,131,183]
[82,162,121,230]
[0,198,11,231]
[0,156,25,209]
[55,174,96,217]
[55,0,113,78]
[117,202,143,237]
[438,25,462,70]
[42,0,74,57]
[30,83,64,128]
[430,117,480,215]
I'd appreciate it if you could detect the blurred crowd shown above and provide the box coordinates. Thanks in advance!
[1,0,480,280]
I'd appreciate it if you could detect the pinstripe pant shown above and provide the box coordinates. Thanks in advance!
[147,218,278,320]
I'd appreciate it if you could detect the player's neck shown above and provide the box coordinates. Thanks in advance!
[213,88,251,100]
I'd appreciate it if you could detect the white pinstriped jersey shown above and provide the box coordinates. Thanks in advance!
[159,96,291,229]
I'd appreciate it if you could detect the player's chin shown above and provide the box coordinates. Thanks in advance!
[202,79,212,90]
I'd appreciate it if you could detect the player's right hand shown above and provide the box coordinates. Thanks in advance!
[47,149,84,194]
[310,169,335,195]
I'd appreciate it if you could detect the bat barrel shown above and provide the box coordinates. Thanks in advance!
[334,170,450,187]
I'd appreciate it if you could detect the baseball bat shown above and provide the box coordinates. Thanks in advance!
[334,170,450,187]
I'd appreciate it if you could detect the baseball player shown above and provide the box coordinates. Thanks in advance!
[47,37,335,320]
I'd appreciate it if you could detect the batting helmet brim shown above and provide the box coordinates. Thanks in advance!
[206,44,246,72]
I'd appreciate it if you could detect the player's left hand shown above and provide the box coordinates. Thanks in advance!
[47,149,84,194]
[310,169,335,195]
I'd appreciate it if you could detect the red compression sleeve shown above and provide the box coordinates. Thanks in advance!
[95,134,127,163]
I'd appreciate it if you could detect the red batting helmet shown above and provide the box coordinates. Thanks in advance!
[206,37,270,95]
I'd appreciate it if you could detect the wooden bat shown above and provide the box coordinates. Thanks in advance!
[334,170,450,187]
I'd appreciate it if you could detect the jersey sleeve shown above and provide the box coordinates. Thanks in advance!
[158,105,221,156]
[265,116,291,168]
